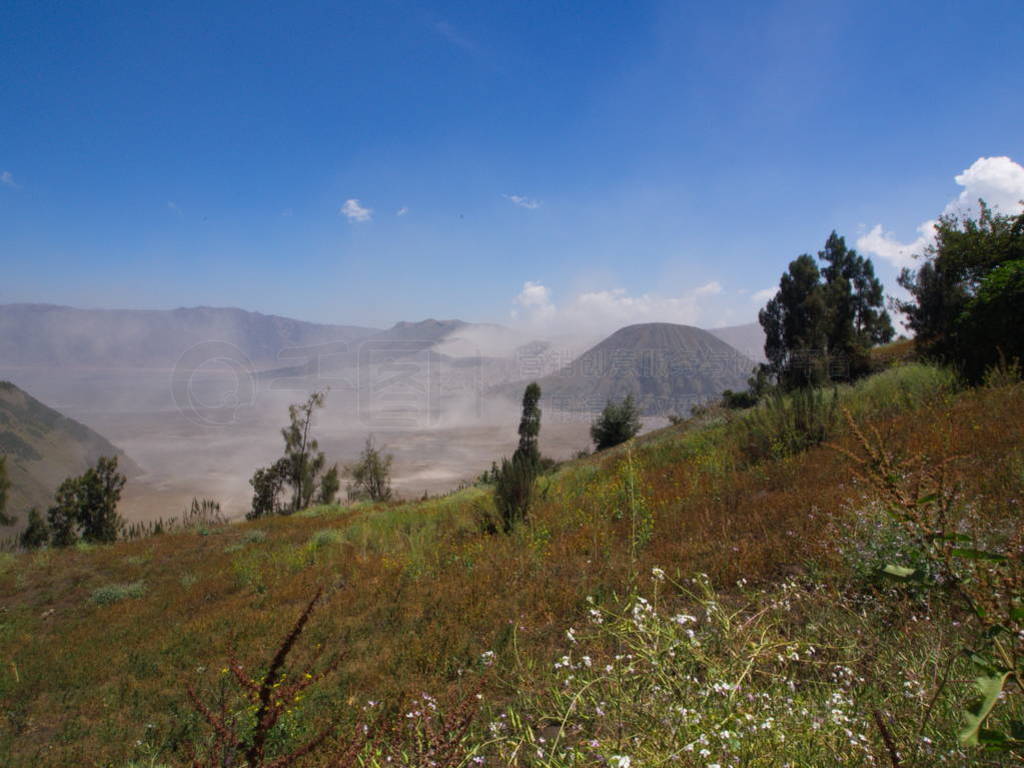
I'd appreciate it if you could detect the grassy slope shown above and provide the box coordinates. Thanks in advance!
[0,364,1022,766]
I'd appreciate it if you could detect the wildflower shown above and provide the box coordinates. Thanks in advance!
[651,566,666,581]
[610,756,631,768]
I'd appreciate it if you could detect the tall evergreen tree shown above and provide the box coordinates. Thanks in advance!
[0,457,14,527]
[77,456,126,543]
[19,508,50,549]
[760,233,892,388]
[513,382,542,469]
[48,476,81,547]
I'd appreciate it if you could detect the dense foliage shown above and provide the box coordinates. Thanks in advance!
[43,455,126,546]
[760,231,893,388]
[0,457,12,527]
[897,202,1024,381]
[591,393,642,450]
[491,383,543,532]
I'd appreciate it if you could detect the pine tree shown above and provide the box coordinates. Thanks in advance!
[45,457,126,545]
[493,454,534,532]
[19,508,50,549]
[0,457,14,527]
[513,382,542,469]
[760,232,892,389]
[77,456,126,543]
[48,476,81,547]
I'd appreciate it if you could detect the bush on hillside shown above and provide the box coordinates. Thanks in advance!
[591,394,642,451]
[347,436,394,502]
[19,508,49,549]
[739,387,838,462]
[493,454,534,533]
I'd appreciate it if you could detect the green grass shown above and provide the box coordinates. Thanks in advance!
[1,363,1022,767]
[90,581,147,605]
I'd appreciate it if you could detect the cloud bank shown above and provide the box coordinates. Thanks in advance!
[510,280,724,337]
[858,156,1024,270]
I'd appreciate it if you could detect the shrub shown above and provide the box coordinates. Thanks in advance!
[347,436,394,502]
[184,589,371,767]
[492,454,535,533]
[308,528,343,549]
[489,572,970,767]
[591,395,641,451]
[91,581,146,605]
[739,386,838,461]
[183,497,228,529]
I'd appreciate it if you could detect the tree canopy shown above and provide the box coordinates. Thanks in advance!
[591,394,642,451]
[896,201,1024,381]
[760,231,893,388]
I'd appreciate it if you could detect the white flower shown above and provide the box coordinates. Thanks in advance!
[651,566,666,581]
[610,756,632,768]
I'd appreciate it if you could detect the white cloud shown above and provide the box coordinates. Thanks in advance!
[1,171,17,188]
[857,220,937,270]
[510,280,724,337]
[503,193,541,210]
[396,206,409,216]
[951,156,1024,212]
[511,281,556,324]
[340,198,372,223]
[751,287,776,304]
[858,156,1024,270]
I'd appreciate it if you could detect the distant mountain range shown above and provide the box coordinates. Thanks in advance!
[0,381,137,531]
[520,323,755,415]
[0,304,379,369]
[707,322,766,364]
[0,305,765,418]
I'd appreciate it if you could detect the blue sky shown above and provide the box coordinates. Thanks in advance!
[2,0,1023,332]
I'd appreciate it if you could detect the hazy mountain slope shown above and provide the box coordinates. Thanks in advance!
[0,381,138,530]
[526,323,755,415]
[0,304,380,369]
[707,322,766,364]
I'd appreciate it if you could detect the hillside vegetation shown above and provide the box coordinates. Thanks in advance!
[1,362,1022,766]
[0,382,137,532]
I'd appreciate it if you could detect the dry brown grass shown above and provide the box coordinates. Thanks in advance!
[0,371,1021,766]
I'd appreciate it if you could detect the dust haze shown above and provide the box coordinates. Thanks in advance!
[0,331,628,525]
